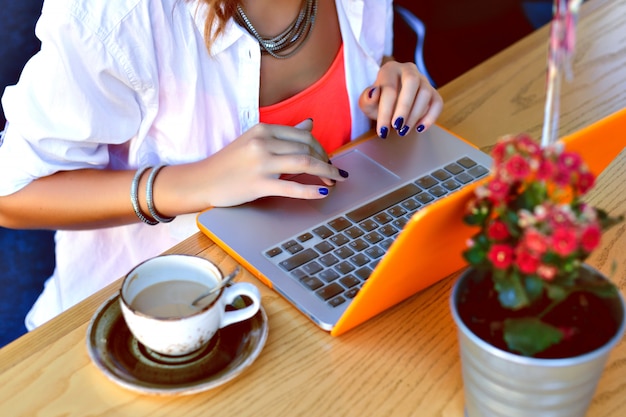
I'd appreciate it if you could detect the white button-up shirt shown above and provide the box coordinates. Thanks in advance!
[0,0,393,329]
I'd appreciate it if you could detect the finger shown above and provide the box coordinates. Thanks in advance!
[414,91,444,133]
[264,177,333,200]
[404,83,435,132]
[389,68,422,135]
[271,154,349,184]
[358,86,381,121]
[268,122,330,163]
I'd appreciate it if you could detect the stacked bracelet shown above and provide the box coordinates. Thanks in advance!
[130,166,158,225]
[146,164,175,223]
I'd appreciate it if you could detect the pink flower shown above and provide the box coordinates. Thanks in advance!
[487,244,515,269]
[558,151,583,172]
[537,264,558,281]
[505,154,531,180]
[550,227,578,256]
[576,171,595,195]
[487,220,510,240]
[580,224,601,252]
[487,178,509,201]
[515,249,540,274]
[536,159,556,181]
[522,228,548,254]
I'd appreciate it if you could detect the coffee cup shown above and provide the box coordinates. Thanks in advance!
[119,254,261,356]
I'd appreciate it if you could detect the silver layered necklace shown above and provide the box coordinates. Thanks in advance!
[235,0,318,59]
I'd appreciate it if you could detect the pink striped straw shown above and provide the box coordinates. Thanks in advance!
[541,0,582,147]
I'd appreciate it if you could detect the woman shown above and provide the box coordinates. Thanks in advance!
[0,0,442,329]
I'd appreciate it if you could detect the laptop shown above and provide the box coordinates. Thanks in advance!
[197,107,626,336]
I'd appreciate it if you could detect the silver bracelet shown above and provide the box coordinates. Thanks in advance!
[130,166,158,225]
[146,164,176,223]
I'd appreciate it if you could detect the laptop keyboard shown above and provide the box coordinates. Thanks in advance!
[263,156,489,309]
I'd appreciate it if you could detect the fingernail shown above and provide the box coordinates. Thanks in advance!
[399,125,410,136]
[416,124,425,133]
[338,169,349,178]
[319,187,329,196]
[368,87,376,98]
[379,126,388,139]
[393,117,404,130]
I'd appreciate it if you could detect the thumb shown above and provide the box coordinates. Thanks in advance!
[294,118,314,131]
[358,86,380,120]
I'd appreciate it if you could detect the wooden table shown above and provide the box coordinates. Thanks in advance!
[1,0,625,415]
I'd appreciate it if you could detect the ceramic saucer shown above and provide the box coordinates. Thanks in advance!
[86,294,268,395]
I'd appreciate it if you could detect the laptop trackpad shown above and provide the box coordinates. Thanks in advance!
[290,149,400,215]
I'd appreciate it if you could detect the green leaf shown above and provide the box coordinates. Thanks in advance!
[504,318,563,357]
[523,275,544,303]
[545,283,569,302]
[582,280,620,298]
[494,272,529,310]
[463,245,486,265]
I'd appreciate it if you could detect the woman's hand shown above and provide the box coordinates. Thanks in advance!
[358,60,443,139]
[170,119,349,210]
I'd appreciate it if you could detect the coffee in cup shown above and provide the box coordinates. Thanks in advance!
[119,254,261,356]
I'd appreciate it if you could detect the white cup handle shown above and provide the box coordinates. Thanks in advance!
[219,282,261,328]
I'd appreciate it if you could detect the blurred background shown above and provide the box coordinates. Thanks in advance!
[0,0,554,348]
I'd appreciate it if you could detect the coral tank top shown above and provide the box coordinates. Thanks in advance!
[259,44,351,153]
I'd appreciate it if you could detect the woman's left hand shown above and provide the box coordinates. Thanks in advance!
[358,60,443,139]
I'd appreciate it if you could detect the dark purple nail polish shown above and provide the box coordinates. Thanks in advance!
[416,124,425,133]
[368,87,376,99]
[393,117,404,130]
[318,187,329,196]
[399,125,410,136]
[379,126,388,139]
[338,169,349,178]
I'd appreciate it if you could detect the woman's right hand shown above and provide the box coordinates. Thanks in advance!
[165,119,349,212]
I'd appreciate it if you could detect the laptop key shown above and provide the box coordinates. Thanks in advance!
[335,261,355,275]
[428,185,448,197]
[455,172,474,184]
[359,219,378,232]
[344,226,364,239]
[348,238,369,252]
[340,274,360,288]
[363,231,384,245]
[401,198,421,211]
[319,269,340,283]
[266,247,282,258]
[300,276,324,291]
[328,296,346,307]
[345,287,360,299]
[316,283,344,300]
[346,183,420,223]
[350,253,370,267]
[303,261,323,276]
[415,175,438,189]
[432,169,451,181]
[334,246,355,259]
[442,179,461,191]
[313,225,334,239]
[457,157,477,169]
[355,266,373,281]
[330,233,350,247]
[319,253,339,267]
[328,217,351,232]
[468,165,489,178]
[415,193,435,204]
[365,246,385,260]
[279,248,319,271]
[314,241,334,254]
[297,232,314,242]
[444,162,465,175]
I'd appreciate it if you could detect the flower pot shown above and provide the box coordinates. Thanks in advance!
[450,264,626,417]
